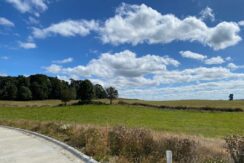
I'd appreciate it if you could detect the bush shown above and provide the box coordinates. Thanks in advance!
[225,135,244,163]
[69,127,86,148]
[159,137,197,162]
[84,128,108,161]
[108,126,156,162]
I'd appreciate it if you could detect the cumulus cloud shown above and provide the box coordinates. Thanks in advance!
[53,57,73,64]
[200,6,215,22]
[6,0,48,16]
[0,73,7,76]
[45,50,179,79]
[227,63,244,70]
[29,3,241,50]
[238,20,244,26]
[204,56,225,65]
[19,42,37,49]
[44,50,244,91]
[180,51,207,60]
[99,3,241,50]
[44,64,62,73]
[32,20,98,39]
[0,17,15,27]
[227,63,238,70]
[180,50,228,65]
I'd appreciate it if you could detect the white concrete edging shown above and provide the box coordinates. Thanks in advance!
[0,125,98,163]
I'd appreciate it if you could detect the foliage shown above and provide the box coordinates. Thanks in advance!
[106,87,118,104]
[0,120,230,163]
[229,94,234,101]
[60,87,76,105]
[0,74,110,102]
[18,86,32,100]
[225,135,244,163]
[80,80,94,103]
[94,84,107,99]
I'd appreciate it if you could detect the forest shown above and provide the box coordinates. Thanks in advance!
[0,74,115,102]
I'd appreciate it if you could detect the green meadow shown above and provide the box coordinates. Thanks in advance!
[0,103,243,138]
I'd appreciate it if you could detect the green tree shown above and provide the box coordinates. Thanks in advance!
[70,79,82,99]
[1,83,18,100]
[49,77,68,99]
[229,94,234,101]
[17,75,30,88]
[106,87,118,104]
[80,80,94,103]
[60,87,76,105]
[0,78,18,100]
[30,74,51,100]
[18,86,32,100]
[94,84,107,99]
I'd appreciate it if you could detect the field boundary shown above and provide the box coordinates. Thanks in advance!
[118,101,243,112]
[0,125,98,163]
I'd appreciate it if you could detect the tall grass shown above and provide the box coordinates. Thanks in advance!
[0,120,232,163]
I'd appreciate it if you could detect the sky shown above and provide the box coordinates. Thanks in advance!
[1,0,244,100]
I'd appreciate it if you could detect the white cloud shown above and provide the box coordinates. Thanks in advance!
[180,51,207,60]
[6,0,48,16]
[0,17,15,27]
[225,57,232,61]
[53,57,73,64]
[27,16,39,24]
[28,3,241,50]
[19,42,37,49]
[44,50,244,91]
[32,20,98,39]
[45,50,180,79]
[204,56,225,65]
[227,63,244,70]
[99,3,241,50]
[200,6,215,22]
[238,20,244,26]
[227,63,238,70]
[44,64,62,73]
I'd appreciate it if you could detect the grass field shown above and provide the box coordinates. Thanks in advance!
[99,99,244,110]
[0,104,243,138]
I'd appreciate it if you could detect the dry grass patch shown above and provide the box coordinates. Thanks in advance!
[0,120,233,163]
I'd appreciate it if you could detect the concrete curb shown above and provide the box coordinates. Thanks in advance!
[0,125,98,163]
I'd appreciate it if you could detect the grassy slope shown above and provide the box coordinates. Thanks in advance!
[0,104,243,138]
[98,99,244,110]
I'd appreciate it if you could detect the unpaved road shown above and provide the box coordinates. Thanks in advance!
[0,127,92,163]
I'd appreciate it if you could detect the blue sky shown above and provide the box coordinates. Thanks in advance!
[1,0,244,100]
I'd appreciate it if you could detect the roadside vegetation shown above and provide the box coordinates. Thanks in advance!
[0,120,235,163]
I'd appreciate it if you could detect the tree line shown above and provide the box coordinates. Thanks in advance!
[0,74,118,104]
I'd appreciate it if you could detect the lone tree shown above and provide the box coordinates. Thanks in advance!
[80,80,94,103]
[229,94,234,101]
[106,87,118,104]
